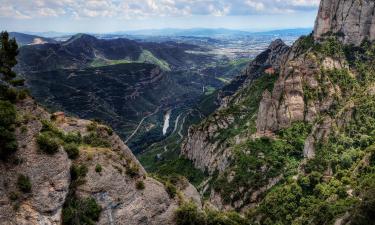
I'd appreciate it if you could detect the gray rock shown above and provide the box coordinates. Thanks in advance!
[314,0,375,46]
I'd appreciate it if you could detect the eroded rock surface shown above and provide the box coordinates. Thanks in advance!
[314,0,375,46]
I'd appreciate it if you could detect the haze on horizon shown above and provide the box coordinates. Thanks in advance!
[0,0,320,33]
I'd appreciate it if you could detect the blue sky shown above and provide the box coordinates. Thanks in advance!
[0,0,320,33]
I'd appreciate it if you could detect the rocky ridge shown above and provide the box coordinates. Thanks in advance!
[0,98,200,225]
[181,39,290,174]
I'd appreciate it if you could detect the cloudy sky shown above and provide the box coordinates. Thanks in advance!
[0,0,320,33]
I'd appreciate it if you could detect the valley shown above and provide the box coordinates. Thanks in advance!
[14,29,307,154]
[3,0,375,222]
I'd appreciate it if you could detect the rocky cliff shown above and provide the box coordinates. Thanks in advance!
[0,98,200,225]
[181,39,290,174]
[314,0,375,46]
[180,0,375,223]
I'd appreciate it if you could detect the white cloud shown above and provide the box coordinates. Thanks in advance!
[0,0,320,20]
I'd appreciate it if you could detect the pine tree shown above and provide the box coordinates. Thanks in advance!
[0,31,19,82]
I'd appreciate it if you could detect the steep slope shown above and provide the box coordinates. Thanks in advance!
[314,0,375,46]
[0,96,201,225]
[179,0,375,224]
[182,39,290,174]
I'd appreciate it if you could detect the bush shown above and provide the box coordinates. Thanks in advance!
[36,132,60,154]
[165,181,177,198]
[63,132,82,144]
[136,180,145,190]
[64,143,79,159]
[17,174,31,193]
[83,132,111,148]
[126,163,139,178]
[175,201,206,225]
[62,196,102,225]
[95,164,102,173]
[71,164,88,181]
[0,100,17,159]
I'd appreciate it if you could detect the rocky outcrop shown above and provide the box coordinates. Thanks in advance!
[182,40,290,174]
[0,98,197,224]
[0,99,70,224]
[181,115,234,174]
[218,39,290,104]
[314,0,375,46]
[256,44,347,135]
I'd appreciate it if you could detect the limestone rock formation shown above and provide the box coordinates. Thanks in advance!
[0,98,199,224]
[314,0,375,46]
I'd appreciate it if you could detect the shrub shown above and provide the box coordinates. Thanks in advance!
[71,164,88,181]
[63,132,82,144]
[83,132,111,148]
[62,196,102,225]
[136,180,145,190]
[9,192,19,201]
[64,143,79,159]
[17,174,31,193]
[95,164,102,173]
[36,132,60,154]
[175,201,206,225]
[86,122,97,132]
[0,100,17,159]
[165,181,177,198]
[126,163,139,178]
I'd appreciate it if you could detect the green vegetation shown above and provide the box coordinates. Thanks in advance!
[125,162,140,178]
[204,86,216,95]
[0,100,17,159]
[165,180,177,198]
[0,31,27,160]
[90,49,171,71]
[82,132,111,148]
[212,123,311,206]
[64,143,80,159]
[62,163,101,225]
[95,164,102,173]
[62,197,102,225]
[17,174,31,193]
[90,58,132,67]
[175,201,250,225]
[136,180,145,190]
[138,50,171,71]
[37,132,60,154]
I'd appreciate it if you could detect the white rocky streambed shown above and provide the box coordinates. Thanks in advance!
[162,109,171,135]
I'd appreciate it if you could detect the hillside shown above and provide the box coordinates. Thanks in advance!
[0,31,200,224]
[9,32,57,46]
[178,0,375,224]
[16,33,248,150]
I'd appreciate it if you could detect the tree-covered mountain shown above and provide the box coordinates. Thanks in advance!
[15,33,248,151]
[175,0,375,224]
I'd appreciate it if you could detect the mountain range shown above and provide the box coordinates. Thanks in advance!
[1,0,374,224]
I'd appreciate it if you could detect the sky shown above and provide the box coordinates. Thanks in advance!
[0,0,320,33]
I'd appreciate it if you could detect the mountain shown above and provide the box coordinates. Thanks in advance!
[177,0,375,224]
[16,33,210,72]
[9,32,57,46]
[0,90,201,225]
[0,31,202,224]
[16,33,247,151]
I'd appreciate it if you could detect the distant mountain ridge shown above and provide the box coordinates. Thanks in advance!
[15,33,208,73]
[9,32,57,46]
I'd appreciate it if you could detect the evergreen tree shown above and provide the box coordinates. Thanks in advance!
[0,31,19,82]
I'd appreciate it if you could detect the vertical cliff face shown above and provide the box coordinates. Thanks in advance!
[314,0,375,46]
[181,40,290,174]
